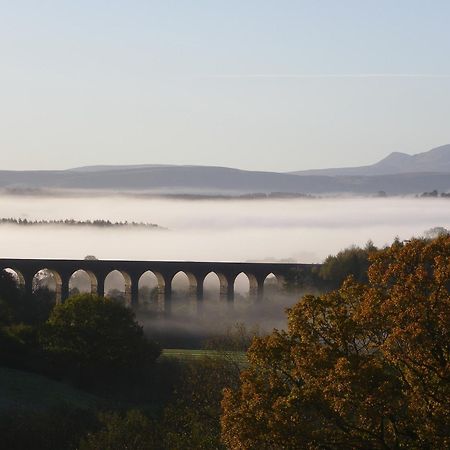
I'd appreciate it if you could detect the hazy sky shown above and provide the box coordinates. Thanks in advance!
[1,1,449,171]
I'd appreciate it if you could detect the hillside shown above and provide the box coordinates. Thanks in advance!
[0,145,449,196]
[290,144,450,176]
[0,367,99,412]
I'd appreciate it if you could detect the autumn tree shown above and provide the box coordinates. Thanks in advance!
[221,236,450,449]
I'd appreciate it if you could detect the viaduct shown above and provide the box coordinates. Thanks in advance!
[0,258,314,315]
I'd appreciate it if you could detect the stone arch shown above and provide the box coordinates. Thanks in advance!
[32,269,63,304]
[68,269,98,296]
[203,271,230,300]
[234,272,258,300]
[263,272,284,298]
[138,270,165,310]
[170,271,198,316]
[104,270,131,305]
[203,272,222,302]
[171,271,197,295]
[3,268,25,289]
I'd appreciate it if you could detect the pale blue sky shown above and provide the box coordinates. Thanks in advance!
[1,1,449,171]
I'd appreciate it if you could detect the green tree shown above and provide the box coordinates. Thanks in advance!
[0,270,22,326]
[40,294,161,370]
[0,270,50,368]
[0,269,54,326]
[221,236,450,449]
[284,242,378,294]
[317,241,377,289]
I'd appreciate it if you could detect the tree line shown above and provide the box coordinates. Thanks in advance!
[0,218,161,229]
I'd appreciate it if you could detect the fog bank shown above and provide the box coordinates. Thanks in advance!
[0,195,448,263]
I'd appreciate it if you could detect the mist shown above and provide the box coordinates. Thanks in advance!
[2,193,448,341]
[0,194,448,264]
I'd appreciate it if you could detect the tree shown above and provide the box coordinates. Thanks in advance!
[0,270,22,326]
[79,410,161,450]
[284,242,378,294]
[163,356,240,449]
[156,324,252,449]
[0,269,55,327]
[221,236,450,449]
[317,241,377,289]
[0,270,54,370]
[40,294,161,370]
[0,405,97,450]
[423,226,449,239]
[420,189,439,198]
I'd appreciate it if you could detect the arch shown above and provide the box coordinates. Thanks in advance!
[32,269,63,304]
[172,271,197,290]
[69,269,98,296]
[203,272,221,301]
[3,268,25,289]
[234,272,258,299]
[204,271,230,301]
[104,270,131,305]
[138,270,164,311]
[263,272,284,299]
[170,271,197,316]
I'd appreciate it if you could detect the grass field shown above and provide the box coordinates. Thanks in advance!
[0,367,100,412]
[0,349,247,413]
[162,348,247,365]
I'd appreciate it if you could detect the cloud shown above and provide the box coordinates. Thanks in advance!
[197,73,450,80]
[0,194,448,264]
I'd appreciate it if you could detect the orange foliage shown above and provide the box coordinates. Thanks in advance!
[221,236,450,449]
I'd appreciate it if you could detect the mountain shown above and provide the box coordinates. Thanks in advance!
[68,164,173,173]
[0,146,449,196]
[290,144,450,176]
[0,166,340,193]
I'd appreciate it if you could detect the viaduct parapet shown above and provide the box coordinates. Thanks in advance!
[0,258,315,315]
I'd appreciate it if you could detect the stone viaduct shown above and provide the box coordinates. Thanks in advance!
[0,258,315,315]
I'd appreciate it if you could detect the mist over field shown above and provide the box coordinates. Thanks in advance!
[0,194,448,264]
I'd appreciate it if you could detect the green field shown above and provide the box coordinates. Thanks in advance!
[0,367,100,412]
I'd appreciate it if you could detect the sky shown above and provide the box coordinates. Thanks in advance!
[1,1,450,172]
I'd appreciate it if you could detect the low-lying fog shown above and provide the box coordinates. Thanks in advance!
[0,194,448,263]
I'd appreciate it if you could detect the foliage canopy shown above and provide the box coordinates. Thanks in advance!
[221,236,450,449]
[79,410,160,450]
[40,294,161,369]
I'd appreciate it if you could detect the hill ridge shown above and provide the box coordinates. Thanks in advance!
[290,144,450,176]
[0,145,448,195]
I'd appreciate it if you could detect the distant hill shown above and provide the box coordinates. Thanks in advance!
[290,144,450,176]
[0,145,449,196]
[68,164,173,173]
